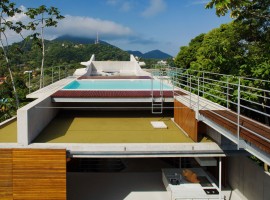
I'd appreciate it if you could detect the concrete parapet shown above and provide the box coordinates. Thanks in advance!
[17,96,59,145]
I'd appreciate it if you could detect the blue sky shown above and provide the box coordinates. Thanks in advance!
[12,0,232,56]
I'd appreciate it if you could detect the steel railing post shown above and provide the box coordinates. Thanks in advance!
[58,66,60,80]
[237,77,241,149]
[202,71,205,94]
[189,75,192,107]
[51,67,53,83]
[151,72,153,97]
[227,76,229,109]
[172,71,175,97]
[197,77,200,119]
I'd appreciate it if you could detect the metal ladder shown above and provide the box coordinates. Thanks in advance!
[151,70,164,114]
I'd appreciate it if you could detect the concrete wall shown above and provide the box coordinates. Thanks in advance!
[17,96,59,145]
[228,156,270,200]
[74,54,150,77]
[206,126,236,150]
[91,61,137,75]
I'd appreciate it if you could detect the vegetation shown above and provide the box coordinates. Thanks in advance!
[26,5,64,88]
[1,0,269,124]
[174,1,269,122]
[0,0,26,108]
[173,0,270,168]
[0,37,131,122]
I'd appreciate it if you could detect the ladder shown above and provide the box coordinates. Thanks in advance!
[151,70,164,114]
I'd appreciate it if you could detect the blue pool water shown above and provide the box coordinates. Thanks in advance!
[63,80,172,90]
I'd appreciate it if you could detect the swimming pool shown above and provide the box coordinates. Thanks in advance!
[63,80,173,90]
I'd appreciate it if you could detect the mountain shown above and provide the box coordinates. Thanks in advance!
[126,50,144,58]
[54,36,172,59]
[127,49,172,59]
[53,35,108,45]
[143,50,172,59]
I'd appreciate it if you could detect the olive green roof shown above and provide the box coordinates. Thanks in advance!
[34,115,212,143]
[0,119,17,143]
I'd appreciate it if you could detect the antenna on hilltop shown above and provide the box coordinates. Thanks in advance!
[95,32,99,44]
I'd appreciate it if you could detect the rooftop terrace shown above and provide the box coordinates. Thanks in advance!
[33,111,212,144]
[0,118,17,143]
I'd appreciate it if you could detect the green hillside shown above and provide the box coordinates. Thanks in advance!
[0,39,130,77]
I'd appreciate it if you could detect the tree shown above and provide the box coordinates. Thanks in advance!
[206,0,269,19]
[26,6,64,88]
[0,97,15,121]
[0,0,26,108]
[191,23,245,75]
[174,34,205,69]
[206,0,270,44]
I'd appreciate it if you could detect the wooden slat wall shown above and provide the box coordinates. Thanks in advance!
[174,100,198,142]
[12,149,66,200]
[0,149,13,200]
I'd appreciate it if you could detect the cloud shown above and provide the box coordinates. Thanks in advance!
[106,0,133,12]
[189,0,209,6]
[106,0,119,6]
[120,2,132,12]
[4,7,163,54]
[5,12,135,43]
[141,0,166,17]
[47,15,134,40]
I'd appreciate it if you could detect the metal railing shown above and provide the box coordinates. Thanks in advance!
[28,66,72,92]
[151,70,164,114]
[153,67,270,150]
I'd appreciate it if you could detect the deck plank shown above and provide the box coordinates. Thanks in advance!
[200,110,270,154]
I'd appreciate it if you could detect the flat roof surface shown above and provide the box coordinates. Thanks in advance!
[0,119,17,143]
[34,111,212,143]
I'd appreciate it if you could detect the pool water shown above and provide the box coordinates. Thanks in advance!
[63,80,172,90]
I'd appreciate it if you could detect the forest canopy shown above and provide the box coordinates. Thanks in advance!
[175,0,270,80]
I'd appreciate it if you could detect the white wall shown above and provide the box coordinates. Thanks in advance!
[75,54,151,77]
[17,96,59,145]
[228,156,270,200]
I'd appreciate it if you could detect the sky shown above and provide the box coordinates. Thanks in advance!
[11,0,232,56]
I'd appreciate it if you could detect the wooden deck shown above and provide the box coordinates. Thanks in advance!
[200,110,270,154]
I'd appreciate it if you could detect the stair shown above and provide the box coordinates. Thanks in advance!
[151,71,164,114]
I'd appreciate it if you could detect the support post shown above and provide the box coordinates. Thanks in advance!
[219,157,222,200]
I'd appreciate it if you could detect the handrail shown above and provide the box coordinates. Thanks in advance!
[153,66,270,152]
